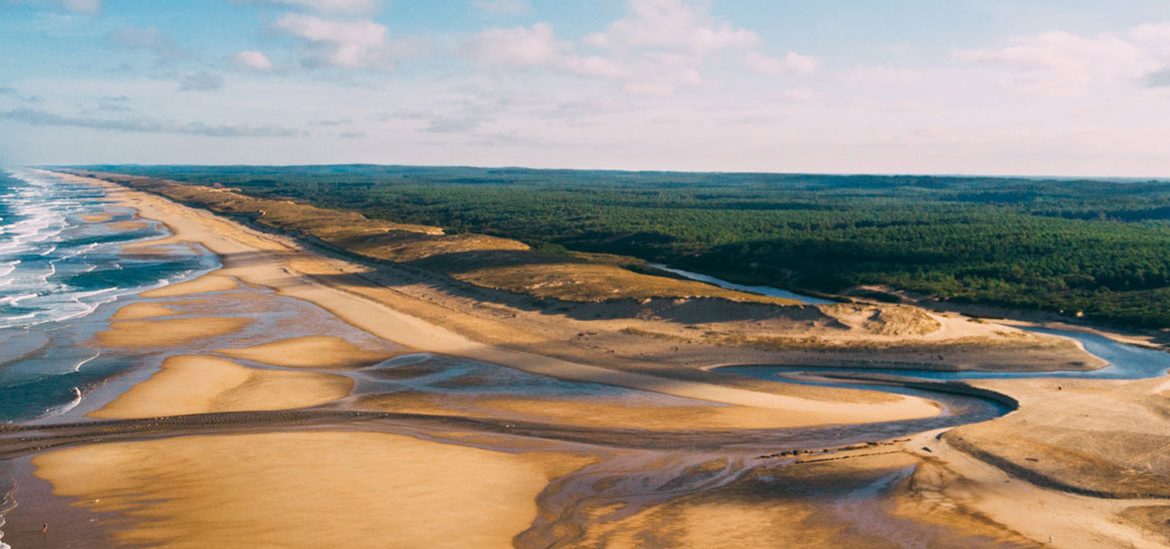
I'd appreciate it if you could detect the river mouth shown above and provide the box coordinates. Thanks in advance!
[716,326,1170,443]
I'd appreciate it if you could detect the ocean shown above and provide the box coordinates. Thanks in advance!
[0,169,219,423]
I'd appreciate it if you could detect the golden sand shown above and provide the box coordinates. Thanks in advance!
[218,335,395,369]
[108,220,149,231]
[141,274,238,298]
[74,171,940,424]
[95,317,252,347]
[80,213,115,223]
[92,355,353,419]
[34,431,568,548]
[110,302,176,320]
[365,391,931,430]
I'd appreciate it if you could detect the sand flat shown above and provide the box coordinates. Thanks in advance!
[95,317,252,347]
[365,392,932,430]
[33,431,565,548]
[108,220,149,231]
[141,274,238,298]
[218,335,395,368]
[80,213,115,223]
[92,355,353,419]
[110,302,176,320]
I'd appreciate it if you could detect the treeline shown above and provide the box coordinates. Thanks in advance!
[88,164,1170,328]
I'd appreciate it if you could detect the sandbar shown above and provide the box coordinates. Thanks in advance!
[95,317,253,347]
[141,274,238,298]
[110,302,176,320]
[108,220,149,231]
[218,335,395,369]
[364,391,938,430]
[91,355,353,419]
[79,212,114,223]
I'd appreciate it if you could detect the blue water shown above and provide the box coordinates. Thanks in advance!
[0,169,219,422]
[720,327,1170,383]
[646,263,834,305]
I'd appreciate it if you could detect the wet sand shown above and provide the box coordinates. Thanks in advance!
[94,317,254,347]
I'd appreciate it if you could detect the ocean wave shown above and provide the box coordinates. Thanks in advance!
[42,387,83,418]
[72,351,100,373]
[0,169,217,330]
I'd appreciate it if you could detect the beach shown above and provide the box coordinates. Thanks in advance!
[1,170,1167,548]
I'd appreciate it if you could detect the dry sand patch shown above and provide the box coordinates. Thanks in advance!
[107,220,149,231]
[364,391,938,431]
[141,274,238,298]
[92,355,352,418]
[95,317,252,347]
[219,335,395,368]
[110,302,176,321]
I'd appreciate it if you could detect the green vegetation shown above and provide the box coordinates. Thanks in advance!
[88,164,1170,328]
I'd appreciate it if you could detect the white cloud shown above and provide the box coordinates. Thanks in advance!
[274,14,392,69]
[953,29,1159,95]
[586,0,758,53]
[466,24,560,66]
[232,50,275,71]
[464,23,627,78]
[1129,22,1170,52]
[744,51,820,76]
[464,1,772,96]
[471,0,529,16]
[236,0,378,14]
[2,107,296,137]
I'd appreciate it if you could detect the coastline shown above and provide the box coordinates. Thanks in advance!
[2,169,1166,547]
[57,170,944,424]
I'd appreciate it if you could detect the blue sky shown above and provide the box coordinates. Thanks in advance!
[2,0,1170,176]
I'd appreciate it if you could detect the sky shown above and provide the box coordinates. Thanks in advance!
[2,0,1170,177]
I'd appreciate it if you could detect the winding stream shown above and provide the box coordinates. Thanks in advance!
[646,263,834,305]
[657,263,1170,427]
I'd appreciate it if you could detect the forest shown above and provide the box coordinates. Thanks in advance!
[89,164,1170,329]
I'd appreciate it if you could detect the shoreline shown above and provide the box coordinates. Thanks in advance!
[55,170,945,425]
[4,169,1166,547]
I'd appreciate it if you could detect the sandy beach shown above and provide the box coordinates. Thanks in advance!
[1,170,1166,548]
[91,355,354,419]
[33,432,580,548]
[63,170,945,423]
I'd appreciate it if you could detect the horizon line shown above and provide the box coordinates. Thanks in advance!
[15,163,1169,183]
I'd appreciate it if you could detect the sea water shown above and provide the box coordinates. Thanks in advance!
[0,168,219,423]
